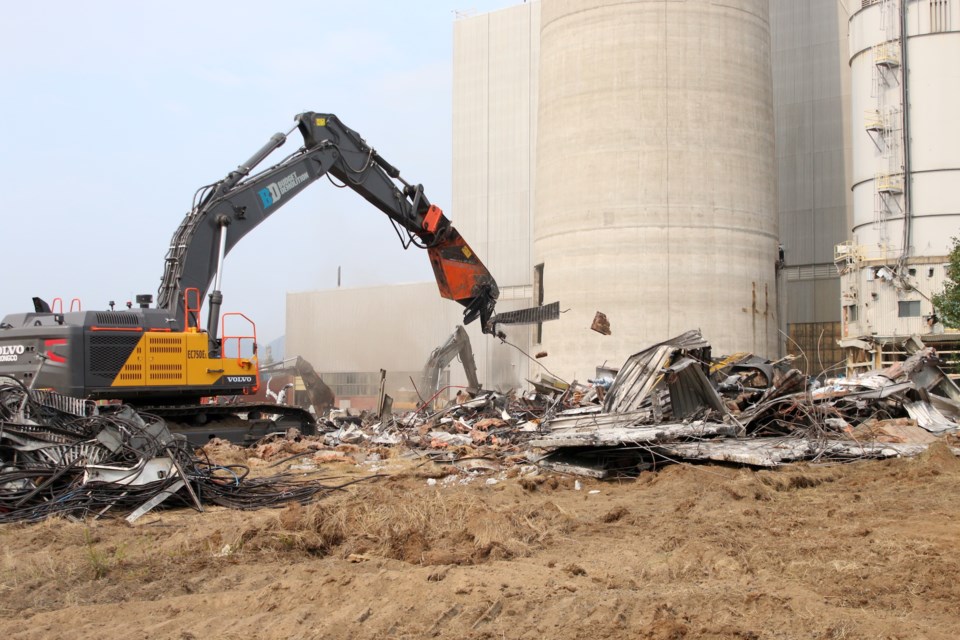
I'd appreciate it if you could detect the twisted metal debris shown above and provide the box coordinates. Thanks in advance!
[0,377,372,524]
[528,331,960,476]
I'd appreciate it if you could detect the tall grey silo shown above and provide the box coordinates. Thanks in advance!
[534,0,779,380]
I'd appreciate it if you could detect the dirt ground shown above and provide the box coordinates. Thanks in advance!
[2,445,959,640]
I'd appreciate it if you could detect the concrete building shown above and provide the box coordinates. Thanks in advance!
[769,0,853,375]
[838,0,960,371]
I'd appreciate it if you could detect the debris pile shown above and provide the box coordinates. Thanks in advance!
[0,379,372,524]
[240,329,960,483]
[3,329,959,523]
[530,330,960,477]
[238,329,960,482]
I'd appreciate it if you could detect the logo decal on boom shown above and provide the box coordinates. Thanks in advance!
[257,171,309,209]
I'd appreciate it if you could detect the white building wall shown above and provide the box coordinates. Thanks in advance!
[842,0,960,341]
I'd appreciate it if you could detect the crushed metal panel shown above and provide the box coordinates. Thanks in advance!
[530,420,738,448]
[904,401,958,433]
[83,457,176,486]
[851,418,939,444]
[657,438,958,467]
[824,441,955,459]
[30,390,96,418]
[665,357,728,419]
[541,408,658,432]
[602,345,673,414]
[656,437,817,467]
[929,393,960,421]
[850,381,915,399]
[125,479,186,523]
[900,347,960,401]
[538,455,610,479]
[603,330,711,414]
[491,301,560,326]
[554,405,604,418]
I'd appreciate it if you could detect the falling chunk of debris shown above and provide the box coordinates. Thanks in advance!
[591,311,611,335]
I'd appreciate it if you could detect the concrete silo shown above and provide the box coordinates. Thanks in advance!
[534,0,778,380]
[839,0,960,371]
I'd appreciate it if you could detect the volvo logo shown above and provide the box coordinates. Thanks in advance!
[0,344,25,362]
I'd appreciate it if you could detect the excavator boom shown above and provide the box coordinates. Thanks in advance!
[158,112,499,338]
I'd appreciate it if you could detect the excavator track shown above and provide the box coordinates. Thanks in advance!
[141,402,317,447]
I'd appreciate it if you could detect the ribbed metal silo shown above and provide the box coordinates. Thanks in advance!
[534,0,778,380]
[840,0,960,359]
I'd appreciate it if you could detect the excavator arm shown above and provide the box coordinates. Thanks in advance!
[420,325,480,398]
[157,112,499,341]
[259,356,335,415]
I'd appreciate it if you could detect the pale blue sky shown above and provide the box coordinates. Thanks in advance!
[1,1,518,342]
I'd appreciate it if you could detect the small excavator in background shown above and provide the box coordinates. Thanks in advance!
[258,356,335,418]
[0,112,501,444]
[418,325,481,407]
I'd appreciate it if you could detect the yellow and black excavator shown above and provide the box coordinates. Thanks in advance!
[0,112,501,443]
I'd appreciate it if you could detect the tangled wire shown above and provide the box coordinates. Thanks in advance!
[0,378,376,524]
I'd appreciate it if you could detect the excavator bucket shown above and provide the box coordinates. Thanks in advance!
[428,228,499,331]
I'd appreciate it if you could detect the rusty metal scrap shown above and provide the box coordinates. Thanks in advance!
[591,311,611,335]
